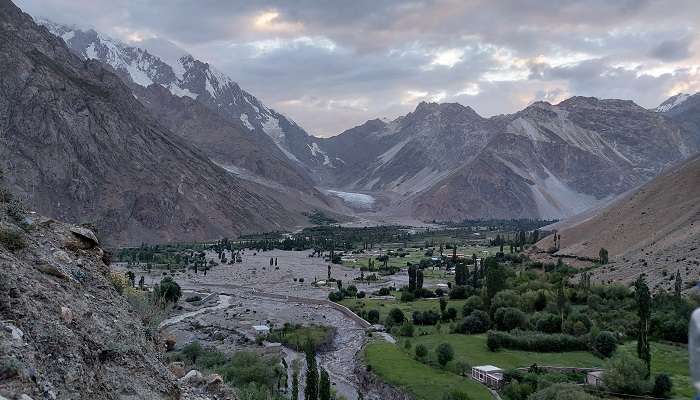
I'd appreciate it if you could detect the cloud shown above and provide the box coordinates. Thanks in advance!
[14,0,700,136]
[649,36,694,61]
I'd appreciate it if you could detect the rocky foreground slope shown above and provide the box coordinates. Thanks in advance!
[0,0,304,246]
[0,192,179,398]
[534,153,700,291]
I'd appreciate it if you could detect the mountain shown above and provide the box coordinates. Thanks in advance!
[655,92,691,112]
[319,97,700,221]
[0,1,301,246]
[534,152,700,291]
[38,20,330,199]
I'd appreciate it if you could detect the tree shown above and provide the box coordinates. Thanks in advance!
[458,310,490,334]
[415,344,428,360]
[408,265,417,291]
[387,308,405,326]
[593,331,617,358]
[494,307,527,331]
[603,353,651,395]
[598,248,609,265]
[416,269,424,290]
[674,270,682,297]
[154,277,181,303]
[463,295,484,316]
[291,372,299,400]
[484,259,506,308]
[556,280,567,332]
[652,374,673,398]
[436,343,454,367]
[304,340,318,400]
[634,275,652,377]
[528,383,596,400]
[439,297,448,314]
[319,368,331,400]
[367,309,380,324]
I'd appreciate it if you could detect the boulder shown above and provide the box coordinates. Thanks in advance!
[206,373,223,389]
[180,369,205,386]
[69,226,99,247]
[60,306,73,324]
[167,361,185,378]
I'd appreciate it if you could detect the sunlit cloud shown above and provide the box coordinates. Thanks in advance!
[251,10,303,34]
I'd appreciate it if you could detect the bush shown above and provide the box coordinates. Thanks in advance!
[367,309,380,324]
[603,353,652,395]
[400,291,416,302]
[462,295,484,316]
[528,383,596,400]
[387,308,405,326]
[0,229,25,251]
[494,307,527,331]
[436,343,454,367]
[531,312,561,334]
[357,291,366,299]
[415,344,428,360]
[652,373,673,398]
[592,331,617,358]
[486,330,589,352]
[412,310,441,326]
[328,291,344,302]
[377,287,392,296]
[399,322,415,337]
[449,285,471,299]
[441,390,471,400]
[154,277,181,303]
[445,307,458,321]
[457,310,491,334]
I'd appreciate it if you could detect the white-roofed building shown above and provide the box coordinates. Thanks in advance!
[471,365,504,388]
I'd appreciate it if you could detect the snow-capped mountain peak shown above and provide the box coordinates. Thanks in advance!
[38,19,326,166]
[655,93,691,112]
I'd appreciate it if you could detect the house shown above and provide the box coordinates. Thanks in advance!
[471,365,504,388]
[252,325,270,335]
[586,370,604,387]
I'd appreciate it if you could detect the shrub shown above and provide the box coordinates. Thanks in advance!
[412,310,441,326]
[367,309,380,324]
[154,277,182,303]
[377,287,391,296]
[494,307,527,331]
[528,383,596,400]
[415,344,428,360]
[462,295,484,316]
[400,291,415,302]
[449,285,471,299]
[457,310,491,334]
[592,331,617,358]
[603,353,652,395]
[387,308,405,326]
[652,373,673,398]
[442,390,471,400]
[436,343,454,367]
[0,229,25,251]
[532,312,561,334]
[486,330,589,352]
[328,291,344,302]
[357,291,366,299]
[399,322,415,337]
[445,307,458,321]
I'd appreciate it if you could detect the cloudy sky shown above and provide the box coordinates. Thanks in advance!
[16,0,700,137]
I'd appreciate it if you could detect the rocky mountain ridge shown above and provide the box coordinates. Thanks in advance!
[0,2,303,246]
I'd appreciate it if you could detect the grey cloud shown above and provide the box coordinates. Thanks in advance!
[650,37,694,61]
[13,0,700,135]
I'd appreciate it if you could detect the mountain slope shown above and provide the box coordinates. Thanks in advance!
[320,97,699,221]
[534,152,700,290]
[39,20,329,198]
[0,1,299,245]
[39,20,329,170]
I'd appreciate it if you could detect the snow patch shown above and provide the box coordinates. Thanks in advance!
[326,190,375,209]
[308,143,332,166]
[240,114,255,130]
[655,93,690,112]
[168,83,198,99]
[85,43,97,59]
[61,30,75,42]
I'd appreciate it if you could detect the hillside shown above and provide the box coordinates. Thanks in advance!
[534,153,700,290]
[0,1,302,246]
[0,183,179,398]
[318,97,700,221]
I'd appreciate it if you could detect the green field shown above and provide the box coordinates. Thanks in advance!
[402,335,691,399]
[363,341,493,400]
[347,245,502,272]
[406,333,603,370]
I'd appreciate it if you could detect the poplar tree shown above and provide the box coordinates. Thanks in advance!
[304,340,318,400]
[634,275,652,377]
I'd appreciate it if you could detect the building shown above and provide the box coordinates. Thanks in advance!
[586,370,604,387]
[471,365,504,388]
[252,325,270,335]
